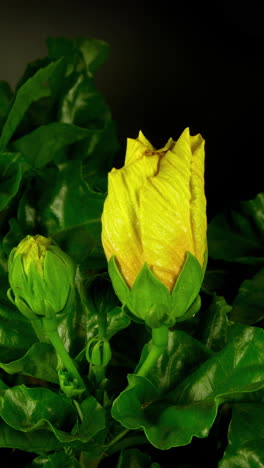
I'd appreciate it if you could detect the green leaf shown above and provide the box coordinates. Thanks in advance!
[31,452,81,468]
[0,385,77,433]
[0,343,58,384]
[219,404,264,467]
[0,152,23,210]
[70,396,106,442]
[0,81,13,129]
[0,384,106,445]
[2,217,25,255]
[200,295,231,352]
[0,419,62,452]
[82,274,130,341]
[41,160,105,268]
[112,325,264,449]
[208,193,264,264]
[0,59,64,151]
[59,74,110,128]
[231,267,264,324]
[47,37,109,75]
[116,448,152,468]
[79,121,119,192]
[0,316,36,362]
[12,122,91,168]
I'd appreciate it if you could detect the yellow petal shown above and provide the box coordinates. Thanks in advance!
[190,134,207,265]
[139,128,195,291]
[125,132,154,165]
[101,154,160,287]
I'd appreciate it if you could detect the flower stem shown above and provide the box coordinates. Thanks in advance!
[42,316,86,390]
[30,318,47,342]
[136,325,169,377]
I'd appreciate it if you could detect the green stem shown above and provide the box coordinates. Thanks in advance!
[136,325,169,377]
[106,435,147,457]
[97,310,107,339]
[42,317,86,390]
[30,318,47,342]
[105,429,130,453]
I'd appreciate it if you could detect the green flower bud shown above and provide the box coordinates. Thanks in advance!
[86,338,112,367]
[58,370,85,399]
[8,234,75,318]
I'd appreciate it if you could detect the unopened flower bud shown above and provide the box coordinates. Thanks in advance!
[8,234,75,318]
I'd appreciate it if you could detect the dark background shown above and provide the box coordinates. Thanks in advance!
[0,2,263,465]
[1,2,264,220]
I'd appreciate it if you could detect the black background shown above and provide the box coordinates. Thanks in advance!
[1,1,264,219]
[0,2,264,465]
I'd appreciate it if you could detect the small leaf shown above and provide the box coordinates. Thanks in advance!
[0,59,64,151]
[42,160,104,257]
[117,448,152,468]
[47,37,109,75]
[0,316,36,362]
[219,403,264,468]
[31,452,81,468]
[13,122,91,168]
[208,193,264,264]
[231,267,264,324]
[0,385,77,434]
[0,153,22,210]
[0,343,58,384]
[200,295,231,352]
[0,419,62,452]
[0,81,13,129]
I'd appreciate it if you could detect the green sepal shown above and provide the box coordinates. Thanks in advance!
[174,294,201,323]
[171,252,204,318]
[108,253,204,328]
[122,305,145,325]
[7,288,36,321]
[108,256,130,304]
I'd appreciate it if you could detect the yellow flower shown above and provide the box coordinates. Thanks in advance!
[101,128,207,293]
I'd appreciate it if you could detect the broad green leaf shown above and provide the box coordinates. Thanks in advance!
[41,160,105,267]
[13,122,91,168]
[134,331,210,392]
[0,343,58,384]
[0,153,22,210]
[112,325,264,449]
[0,385,77,434]
[0,420,62,452]
[0,379,8,390]
[202,268,236,296]
[116,448,152,468]
[70,396,105,442]
[231,267,264,324]
[30,452,81,468]
[47,37,109,75]
[0,59,63,151]
[219,404,264,467]
[59,74,110,128]
[2,217,25,255]
[200,295,231,352]
[0,316,36,362]
[15,57,51,91]
[208,193,264,264]
[0,384,106,445]
[79,121,119,192]
[0,81,13,129]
